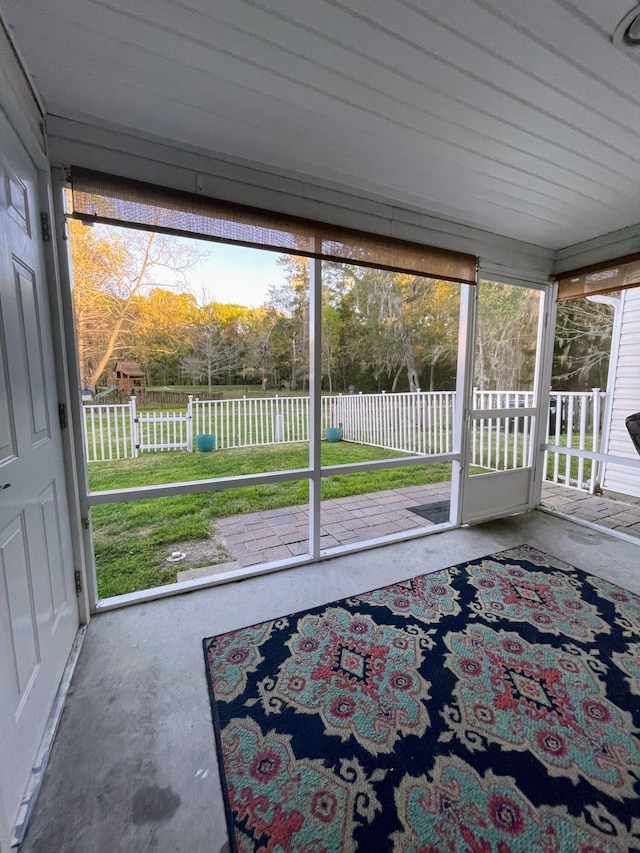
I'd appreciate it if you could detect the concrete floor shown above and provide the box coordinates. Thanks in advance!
[21,511,640,853]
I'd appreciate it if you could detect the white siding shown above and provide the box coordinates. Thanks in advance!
[603,288,640,498]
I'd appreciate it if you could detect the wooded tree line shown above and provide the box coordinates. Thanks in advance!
[69,221,616,394]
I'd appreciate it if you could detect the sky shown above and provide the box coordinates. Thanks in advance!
[86,222,289,308]
[190,242,284,308]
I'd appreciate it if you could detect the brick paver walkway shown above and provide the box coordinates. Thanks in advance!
[215,481,452,568]
[541,482,640,538]
[178,480,640,580]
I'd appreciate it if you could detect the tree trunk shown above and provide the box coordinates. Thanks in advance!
[391,364,404,392]
[290,337,297,390]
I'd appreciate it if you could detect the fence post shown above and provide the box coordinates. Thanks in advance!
[591,388,601,493]
[130,395,138,458]
[187,394,193,452]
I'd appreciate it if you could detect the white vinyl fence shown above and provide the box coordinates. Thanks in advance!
[193,396,310,448]
[82,389,609,492]
[83,392,456,460]
[331,392,455,455]
[470,390,536,472]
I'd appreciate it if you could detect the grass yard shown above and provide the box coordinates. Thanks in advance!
[90,442,452,598]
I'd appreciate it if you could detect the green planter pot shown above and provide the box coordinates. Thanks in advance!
[325,427,343,442]
[196,434,216,452]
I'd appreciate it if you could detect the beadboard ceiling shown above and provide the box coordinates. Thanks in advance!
[3,0,640,250]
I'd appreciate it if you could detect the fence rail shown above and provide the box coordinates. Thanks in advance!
[90,388,223,407]
[82,389,612,494]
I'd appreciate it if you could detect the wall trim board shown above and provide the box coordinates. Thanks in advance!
[554,224,640,277]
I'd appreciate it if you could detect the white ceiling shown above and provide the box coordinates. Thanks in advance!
[3,0,640,250]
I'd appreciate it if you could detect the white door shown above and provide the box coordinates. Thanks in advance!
[0,112,79,849]
[461,279,548,524]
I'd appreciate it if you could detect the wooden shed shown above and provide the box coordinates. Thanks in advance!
[112,361,146,392]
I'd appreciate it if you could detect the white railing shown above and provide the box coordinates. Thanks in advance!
[331,392,455,455]
[83,396,194,461]
[83,399,137,462]
[193,396,310,449]
[544,389,606,492]
[470,390,536,472]
[137,405,193,453]
[82,389,609,492]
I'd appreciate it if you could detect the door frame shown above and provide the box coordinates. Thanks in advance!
[459,273,556,525]
[40,170,92,623]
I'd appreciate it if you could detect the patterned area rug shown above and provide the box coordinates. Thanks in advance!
[203,545,640,852]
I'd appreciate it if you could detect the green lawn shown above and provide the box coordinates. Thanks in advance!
[89,429,592,599]
[90,442,452,598]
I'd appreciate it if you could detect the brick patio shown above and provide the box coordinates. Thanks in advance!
[215,480,453,568]
[540,482,640,538]
[178,480,640,580]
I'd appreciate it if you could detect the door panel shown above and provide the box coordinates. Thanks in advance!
[0,111,79,849]
[39,481,68,626]
[5,167,30,234]
[0,514,39,697]
[0,300,17,463]
[462,280,546,525]
[14,258,50,440]
[461,468,532,523]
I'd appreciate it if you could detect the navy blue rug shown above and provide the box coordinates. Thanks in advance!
[204,544,640,852]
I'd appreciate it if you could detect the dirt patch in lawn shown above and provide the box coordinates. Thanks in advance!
[168,532,235,576]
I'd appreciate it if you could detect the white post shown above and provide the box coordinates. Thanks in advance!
[130,395,138,458]
[309,257,322,560]
[591,388,600,493]
[187,394,193,452]
[578,393,588,488]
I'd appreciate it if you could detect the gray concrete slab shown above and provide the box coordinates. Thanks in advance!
[20,511,640,853]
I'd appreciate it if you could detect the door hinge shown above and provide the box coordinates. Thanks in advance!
[81,517,90,530]
[74,570,83,595]
[40,211,51,242]
[58,403,68,429]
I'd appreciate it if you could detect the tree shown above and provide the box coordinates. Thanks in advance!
[553,297,616,390]
[323,264,460,392]
[268,256,309,389]
[321,304,342,392]
[474,282,539,390]
[240,306,288,388]
[69,220,202,391]
[184,302,246,389]
[129,288,199,384]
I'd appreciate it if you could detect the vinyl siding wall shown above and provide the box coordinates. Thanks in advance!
[603,288,640,498]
